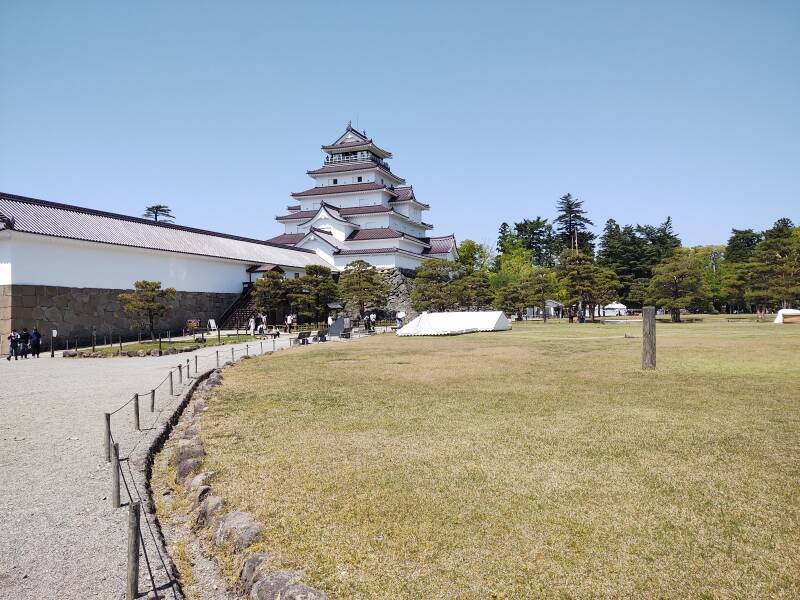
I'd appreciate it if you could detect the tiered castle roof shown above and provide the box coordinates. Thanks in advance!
[267,124,456,266]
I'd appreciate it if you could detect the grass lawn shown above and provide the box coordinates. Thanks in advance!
[197,317,799,598]
[77,334,256,355]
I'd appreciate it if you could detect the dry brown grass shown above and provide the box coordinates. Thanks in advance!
[200,318,800,598]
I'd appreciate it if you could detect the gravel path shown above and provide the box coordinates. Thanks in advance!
[0,336,305,600]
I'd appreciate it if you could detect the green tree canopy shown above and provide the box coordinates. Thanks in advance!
[521,267,559,322]
[514,217,557,267]
[252,271,287,321]
[646,248,708,322]
[338,260,390,318]
[455,270,494,310]
[747,225,800,309]
[494,281,527,316]
[556,251,620,320]
[142,205,175,223]
[118,280,176,337]
[554,193,595,254]
[411,259,460,312]
[725,228,762,263]
[456,240,494,274]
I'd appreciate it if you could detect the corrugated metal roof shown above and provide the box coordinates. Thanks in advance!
[0,192,329,269]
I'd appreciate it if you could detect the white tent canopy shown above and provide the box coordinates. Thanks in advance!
[397,311,512,336]
[592,302,628,317]
[774,308,800,323]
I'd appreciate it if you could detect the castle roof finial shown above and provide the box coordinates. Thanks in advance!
[347,120,352,129]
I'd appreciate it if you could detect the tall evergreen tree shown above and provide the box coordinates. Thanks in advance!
[554,193,595,254]
[514,217,557,266]
[496,222,517,254]
[725,229,762,263]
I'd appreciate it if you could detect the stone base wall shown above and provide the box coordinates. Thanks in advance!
[340,268,417,320]
[0,284,238,354]
[382,267,417,319]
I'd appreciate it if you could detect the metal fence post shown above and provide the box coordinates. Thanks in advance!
[178,363,183,384]
[104,413,111,462]
[111,442,120,508]
[273,338,276,352]
[231,347,235,362]
[260,341,263,355]
[246,344,249,357]
[169,371,174,395]
[186,358,190,378]
[216,350,219,368]
[133,394,140,431]
[127,501,140,600]
[195,355,198,374]
[150,389,155,412]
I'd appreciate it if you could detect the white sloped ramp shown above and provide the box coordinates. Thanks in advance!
[396,311,512,336]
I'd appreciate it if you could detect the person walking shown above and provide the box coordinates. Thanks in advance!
[30,328,42,358]
[370,312,377,332]
[6,329,20,361]
[19,328,30,359]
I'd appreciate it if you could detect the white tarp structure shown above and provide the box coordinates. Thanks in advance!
[774,308,800,323]
[396,311,512,336]
[591,301,628,317]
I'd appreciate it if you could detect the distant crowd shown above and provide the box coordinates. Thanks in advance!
[6,327,43,361]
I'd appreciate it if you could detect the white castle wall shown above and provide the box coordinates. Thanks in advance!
[2,231,254,293]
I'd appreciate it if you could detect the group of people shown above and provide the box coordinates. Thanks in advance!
[246,314,282,336]
[6,327,43,361]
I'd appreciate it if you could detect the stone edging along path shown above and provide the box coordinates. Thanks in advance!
[154,359,328,600]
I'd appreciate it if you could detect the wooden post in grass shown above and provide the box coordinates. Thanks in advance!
[642,306,656,369]
[126,501,140,600]
[111,442,120,508]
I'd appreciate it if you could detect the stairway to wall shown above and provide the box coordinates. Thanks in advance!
[218,287,255,330]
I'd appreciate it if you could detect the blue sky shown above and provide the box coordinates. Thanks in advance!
[1,1,798,248]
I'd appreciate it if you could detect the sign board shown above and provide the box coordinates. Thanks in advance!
[52,329,58,338]
[185,319,200,330]
[207,319,218,331]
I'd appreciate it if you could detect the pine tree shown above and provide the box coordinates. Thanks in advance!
[338,260,390,318]
[554,194,595,254]
[411,259,459,312]
[646,249,708,322]
[725,229,762,263]
[118,281,176,338]
[514,217,557,266]
[252,271,287,324]
[142,205,175,223]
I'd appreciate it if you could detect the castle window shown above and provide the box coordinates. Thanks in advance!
[357,176,363,182]
[333,178,338,185]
